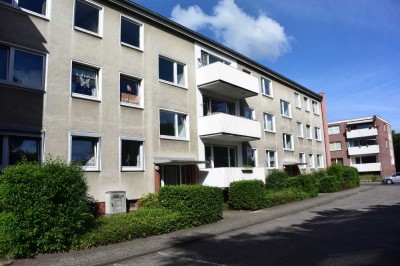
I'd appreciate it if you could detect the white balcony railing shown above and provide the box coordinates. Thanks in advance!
[351,162,381,172]
[196,62,259,99]
[348,144,380,155]
[199,167,265,187]
[198,113,261,142]
[346,127,378,139]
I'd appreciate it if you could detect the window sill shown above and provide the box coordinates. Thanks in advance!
[313,113,320,116]
[121,42,143,52]
[0,81,45,93]
[120,102,144,109]
[281,115,292,119]
[74,27,103,39]
[283,148,294,152]
[262,94,273,99]
[82,168,100,172]
[121,168,145,172]
[316,139,322,142]
[307,138,313,141]
[296,106,302,109]
[159,80,187,90]
[264,130,276,134]
[160,136,189,142]
[298,136,304,139]
[72,93,101,102]
[305,110,310,113]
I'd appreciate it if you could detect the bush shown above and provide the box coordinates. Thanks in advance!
[159,185,223,226]
[228,180,265,210]
[312,170,327,179]
[319,175,339,193]
[342,166,360,188]
[73,208,183,249]
[285,175,318,198]
[138,193,160,209]
[327,163,344,181]
[0,160,94,258]
[265,170,288,191]
[264,189,309,208]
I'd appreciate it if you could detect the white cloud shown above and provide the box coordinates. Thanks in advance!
[171,0,291,60]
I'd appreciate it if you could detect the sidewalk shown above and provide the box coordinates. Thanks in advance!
[11,185,375,266]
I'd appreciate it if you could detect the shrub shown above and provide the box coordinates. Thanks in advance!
[73,208,183,249]
[159,185,223,226]
[285,175,318,198]
[327,163,344,181]
[138,193,160,209]
[264,188,309,208]
[319,175,339,193]
[228,180,265,210]
[265,170,288,191]
[0,160,94,258]
[312,170,327,179]
[342,166,360,188]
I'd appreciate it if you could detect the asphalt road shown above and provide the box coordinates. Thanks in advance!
[115,184,400,266]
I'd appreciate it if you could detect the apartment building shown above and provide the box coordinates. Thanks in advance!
[328,115,395,177]
[0,0,327,210]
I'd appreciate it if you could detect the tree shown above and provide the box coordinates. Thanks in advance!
[393,130,400,172]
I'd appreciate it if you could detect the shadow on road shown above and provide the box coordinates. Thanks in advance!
[163,204,400,265]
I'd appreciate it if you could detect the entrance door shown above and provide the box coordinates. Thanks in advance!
[161,165,197,186]
[163,166,179,185]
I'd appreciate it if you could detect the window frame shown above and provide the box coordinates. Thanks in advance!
[297,122,304,138]
[304,97,310,112]
[261,77,273,98]
[0,45,47,91]
[328,125,340,135]
[73,0,103,37]
[159,109,189,141]
[294,92,301,109]
[0,0,51,19]
[70,60,102,101]
[69,131,101,171]
[312,100,319,115]
[299,152,306,169]
[263,112,276,133]
[308,154,314,168]
[306,124,312,140]
[120,15,144,51]
[158,55,187,88]
[244,107,255,120]
[119,136,145,172]
[266,150,277,169]
[314,127,322,141]
[205,144,237,168]
[119,72,143,109]
[317,154,324,168]
[330,141,342,151]
[283,133,294,151]
[246,147,257,167]
[280,100,292,118]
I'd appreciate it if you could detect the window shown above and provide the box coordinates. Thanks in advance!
[294,93,301,108]
[306,125,312,139]
[331,158,343,165]
[0,46,45,90]
[71,62,100,99]
[330,142,342,151]
[246,148,257,167]
[280,100,291,118]
[159,56,186,87]
[120,74,142,107]
[120,16,143,49]
[203,97,235,116]
[328,126,340,135]
[314,127,322,141]
[283,133,293,150]
[312,100,319,115]
[266,150,277,168]
[160,110,188,140]
[244,107,254,120]
[304,97,310,111]
[74,0,102,35]
[299,153,306,169]
[297,122,304,138]
[0,0,48,16]
[317,154,324,168]
[120,138,144,171]
[70,133,100,171]
[263,113,275,132]
[0,135,41,168]
[261,77,272,97]
[308,154,314,168]
[355,156,377,164]
[200,51,231,66]
[205,145,236,168]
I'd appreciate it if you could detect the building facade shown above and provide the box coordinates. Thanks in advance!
[328,115,395,177]
[0,0,327,210]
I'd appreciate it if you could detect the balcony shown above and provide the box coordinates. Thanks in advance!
[198,113,261,142]
[348,144,380,156]
[351,162,381,172]
[346,127,377,139]
[199,167,265,187]
[196,62,259,99]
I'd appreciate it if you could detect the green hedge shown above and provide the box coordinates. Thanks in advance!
[265,170,288,190]
[138,193,160,209]
[264,189,309,208]
[285,175,318,198]
[319,175,339,193]
[0,160,94,258]
[327,163,344,181]
[228,180,265,210]
[342,166,360,188]
[159,185,223,226]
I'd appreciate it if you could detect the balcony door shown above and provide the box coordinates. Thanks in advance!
[161,165,197,186]
[203,96,235,116]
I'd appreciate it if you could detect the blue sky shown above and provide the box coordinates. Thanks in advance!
[134,0,400,131]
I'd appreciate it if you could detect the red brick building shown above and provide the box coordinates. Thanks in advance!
[328,115,396,177]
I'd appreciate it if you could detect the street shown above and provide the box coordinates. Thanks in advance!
[114,184,400,266]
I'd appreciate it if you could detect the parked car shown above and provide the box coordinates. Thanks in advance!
[382,172,400,184]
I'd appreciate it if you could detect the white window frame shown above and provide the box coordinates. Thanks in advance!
[299,152,306,169]
[73,0,103,37]
[312,100,319,115]
[70,60,102,101]
[314,127,322,141]
[69,131,101,171]
[328,126,340,135]
[120,15,144,51]
[294,92,301,109]
[330,141,342,151]
[317,154,324,168]
[280,100,292,118]
[244,107,255,120]
[297,122,304,138]
[119,72,144,109]
[266,150,277,169]
[158,55,187,88]
[263,112,276,132]
[0,0,51,19]
[246,147,258,167]
[159,109,189,141]
[304,97,310,112]
[306,124,312,140]
[283,133,294,151]
[119,136,145,172]
[261,77,273,97]
[308,154,314,168]
[0,45,46,91]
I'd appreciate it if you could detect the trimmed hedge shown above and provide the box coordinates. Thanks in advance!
[319,175,339,193]
[138,193,160,209]
[159,185,223,226]
[342,166,360,188]
[285,175,318,198]
[327,163,344,182]
[0,160,94,258]
[265,170,288,190]
[264,189,309,208]
[228,180,265,210]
